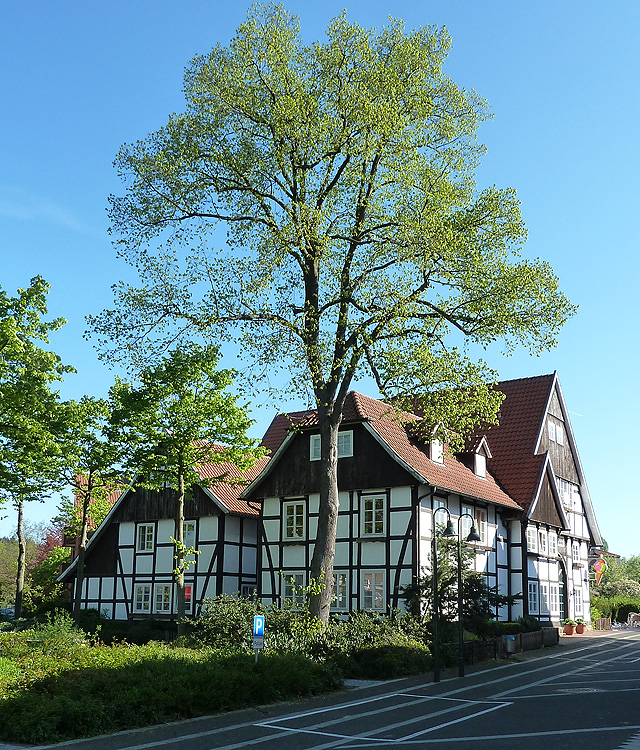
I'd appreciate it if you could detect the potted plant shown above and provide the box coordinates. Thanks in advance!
[563,618,577,635]
[575,618,586,634]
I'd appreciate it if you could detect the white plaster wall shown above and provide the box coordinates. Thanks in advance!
[390,486,411,508]
[263,518,280,544]
[157,519,174,544]
[198,544,215,573]
[199,516,219,543]
[101,578,114,600]
[135,554,153,575]
[226,516,241,543]
[390,508,411,536]
[118,522,134,546]
[282,544,305,568]
[120,548,134,575]
[308,493,320,514]
[87,578,99,599]
[390,539,409,566]
[242,547,257,575]
[334,540,350,567]
[155,546,174,574]
[360,541,385,566]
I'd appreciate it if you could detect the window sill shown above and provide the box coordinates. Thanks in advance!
[282,538,306,545]
[358,535,385,543]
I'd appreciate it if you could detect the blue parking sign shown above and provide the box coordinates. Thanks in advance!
[253,615,265,637]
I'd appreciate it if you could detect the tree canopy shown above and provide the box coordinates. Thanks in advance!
[92,5,575,620]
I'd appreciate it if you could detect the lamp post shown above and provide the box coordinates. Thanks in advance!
[431,507,481,682]
[455,513,482,678]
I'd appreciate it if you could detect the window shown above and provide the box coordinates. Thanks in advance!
[539,583,549,613]
[284,500,305,540]
[550,584,559,614]
[461,505,473,539]
[475,508,487,544]
[526,526,538,552]
[310,434,322,461]
[241,583,257,599]
[362,495,385,536]
[548,420,556,442]
[183,520,196,548]
[136,524,154,552]
[474,453,486,478]
[363,571,385,610]
[184,584,193,613]
[310,432,353,460]
[528,581,539,614]
[572,541,580,563]
[555,423,564,445]
[538,530,547,555]
[575,588,583,615]
[333,572,348,610]
[430,438,444,463]
[283,573,305,605]
[133,583,151,614]
[154,584,172,614]
[337,431,353,457]
[549,532,557,556]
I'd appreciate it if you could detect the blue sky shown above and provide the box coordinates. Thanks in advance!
[1,1,638,555]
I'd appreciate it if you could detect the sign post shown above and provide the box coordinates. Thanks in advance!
[253,615,265,663]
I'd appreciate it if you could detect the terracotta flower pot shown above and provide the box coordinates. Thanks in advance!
[575,624,585,634]
[564,624,575,635]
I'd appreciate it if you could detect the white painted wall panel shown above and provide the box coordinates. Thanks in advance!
[135,554,153,575]
[263,519,280,543]
[309,493,320,515]
[308,516,318,540]
[120,548,134,575]
[390,486,411,508]
[198,544,214,572]
[157,519,174,544]
[87,578,99,599]
[390,539,408,566]
[101,578,114,600]
[155,546,174,574]
[360,541,385,565]
[283,544,305,568]
[119,522,134,546]
[390,509,411,536]
[334,541,350,567]
[199,516,219,543]
[115,603,127,619]
[510,546,522,571]
[226,516,240,543]
[243,547,257,575]
[225,543,239,571]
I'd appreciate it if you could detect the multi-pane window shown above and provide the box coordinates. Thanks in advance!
[310,434,322,461]
[538,530,547,554]
[526,526,538,552]
[283,573,305,605]
[539,583,549,613]
[548,419,565,444]
[475,508,487,544]
[184,584,193,613]
[363,571,385,610]
[461,505,473,539]
[333,572,348,610]
[284,501,305,540]
[133,583,151,613]
[528,581,539,614]
[548,420,556,442]
[556,478,580,510]
[154,584,172,614]
[550,584,559,614]
[136,524,154,552]
[575,588,583,615]
[555,423,564,445]
[572,541,580,563]
[362,495,385,536]
[549,532,558,556]
[337,431,353,457]
[183,520,196,548]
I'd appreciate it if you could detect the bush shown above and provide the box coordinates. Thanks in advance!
[517,616,541,632]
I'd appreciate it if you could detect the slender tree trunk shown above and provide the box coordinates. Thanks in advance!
[14,499,26,619]
[309,413,340,624]
[74,484,92,617]
[175,468,186,637]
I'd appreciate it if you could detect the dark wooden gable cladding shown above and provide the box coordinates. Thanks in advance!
[530,472,563,528]
[253,422,417,498]
[111,483,222,524]
[537,386,579,484]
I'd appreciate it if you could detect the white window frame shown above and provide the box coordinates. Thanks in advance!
[182,520,196,548]
[461,504,473,539]
[283,500,305,540]
[549,532,557,556]
[136,524,154,552]
[572,540,581,563]
[555,423,564,445]
[528,581,539,614]
[550,583,559,614]
[539,582,549,613]
[310,434,322,461]
[154,583,172,614]
[474,453,486,478]
[538,529,547,555]
[548,420,556,442]
[182,582,194,614]
[362,571,385,611]
[361,494,385,536]
[574,588,583,615]
[133,583,151,614]
[241,583,257,599]
[282,572,306,605]
[337,430,353,458]
[474,508,487,544]
[430,438,444,463]
[332,572,348,611]
[526,526,538,553]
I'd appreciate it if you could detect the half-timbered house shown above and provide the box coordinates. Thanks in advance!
[242,374,601,626]
[58,457,268,620]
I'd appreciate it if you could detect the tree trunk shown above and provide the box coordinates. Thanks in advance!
[14,500,25,619]
[309,414,340,624]
[74,480,92,617]
[175,469,186,637]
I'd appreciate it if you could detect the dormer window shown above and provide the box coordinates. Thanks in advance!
[548,418,565,445]
[429,438,444,463]
[310,430,353,461]
[474,453,486,478]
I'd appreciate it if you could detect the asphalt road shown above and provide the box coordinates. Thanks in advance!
[8,630,640,750]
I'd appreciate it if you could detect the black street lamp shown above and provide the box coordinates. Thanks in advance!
[431,507,481,682]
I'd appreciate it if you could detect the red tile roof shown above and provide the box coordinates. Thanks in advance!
[196,455,270,516]
[255,391,522,510]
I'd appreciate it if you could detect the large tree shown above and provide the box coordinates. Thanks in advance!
[107,344,260,632]
[92,6,575,622]
[0,277,72,617]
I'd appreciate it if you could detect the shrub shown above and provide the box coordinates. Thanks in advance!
[517,616,541,632]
